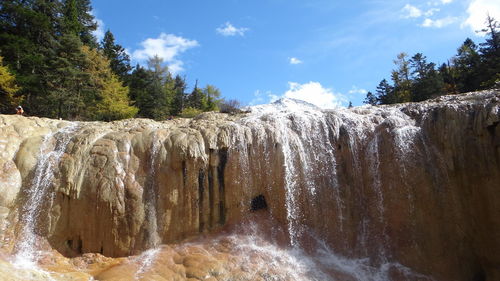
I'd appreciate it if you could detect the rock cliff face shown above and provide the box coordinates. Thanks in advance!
[0,90,499,281]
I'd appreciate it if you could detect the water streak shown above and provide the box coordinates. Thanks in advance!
[14,124,79,267]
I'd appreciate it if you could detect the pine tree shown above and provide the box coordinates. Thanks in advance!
[186,80,207,110]
[130,56,171,119]
[80,46,137,120]
[363,91,378,105]
[453,38,482,92]
[203,84,221,111]
[409,53,445,101]
[171,75,187,116]
[479,16,500,88]
[61,0,97,47]
[391,52,412,103]
[164,70,175,114]
[44,32,91,119]
[0,0,61,114]
[128,65,151,103]
[375,79,396,104]
[438,62,458,95]
[100,30,131,80]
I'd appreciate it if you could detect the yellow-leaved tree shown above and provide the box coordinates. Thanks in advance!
[0,56,22,113]
[81,46,138,121]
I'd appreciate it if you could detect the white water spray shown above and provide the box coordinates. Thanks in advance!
[14,123,79,267]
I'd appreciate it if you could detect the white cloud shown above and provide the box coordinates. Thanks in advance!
[251,82,348,108]
[289,57,303,65]
[428,0,453,6]
[464,0,500,34]
[402,4,442,19]
[90,11,105,41]
[424,8,440,17]
[282,82,346,108]
[131,33,199,73]
[348,86,368,95]
[216,22,249,36]
[421,16,457,28]
[402,4,423,18]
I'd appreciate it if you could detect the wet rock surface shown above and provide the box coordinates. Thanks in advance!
[0,90,499,280]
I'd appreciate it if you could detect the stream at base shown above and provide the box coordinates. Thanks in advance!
[3,213,434,281]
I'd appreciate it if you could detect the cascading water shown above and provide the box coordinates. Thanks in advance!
[13,124,79,267]
[2,91,496,280]
[236,98,434,280]
[243,99,343,248]
[134,131,163,279]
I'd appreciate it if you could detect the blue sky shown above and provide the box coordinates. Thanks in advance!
[91,0,499,107]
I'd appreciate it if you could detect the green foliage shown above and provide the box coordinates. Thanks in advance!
[186,82,207,110]
[44,32,91,119]
[0,0,226,120]
[0,0,61,115]
[453,38,482,92]
[142,56,170,119]
[81,46,137,121]
[203,85,221,111]
[179,106,202,118]
[363,91,377,105]
[409,53,444,102]
[479,16,500,89]
[100,30,131,80]
[0,56,21,113]
[376,79,395,104]
[170,75,187,116]
[61,0,97,47]
[391,52,412,103]
[365,16,499,105]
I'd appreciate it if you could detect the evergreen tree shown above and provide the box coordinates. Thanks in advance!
[363,91,377,105]
[164,70,175,114]
[44,32,91,119]
[479,16,500,88]
[61,0,97,47]
[131,56,170,119]
[80,46,137,120]
[391,52,412,103]
[410,53,445,101]
[100,30,131,80]
[186,80,207,110]
[453,38,482,92]
[171,75,187,116]
[203,84,221,111]
[0,0,61,114]
[375,79,395,104]
[128,65,151,103]
[438,62,458,95]
[0,56,21,113]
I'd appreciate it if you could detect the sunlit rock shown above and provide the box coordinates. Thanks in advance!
[0,90,498,280]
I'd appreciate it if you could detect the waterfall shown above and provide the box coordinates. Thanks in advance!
[134,132,163,278]
[239,99,432,279]
[143,132,162,249]
[13,123,79,267]
[2,91,496,280]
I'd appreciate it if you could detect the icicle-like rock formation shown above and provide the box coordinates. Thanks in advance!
[0,90,499,281]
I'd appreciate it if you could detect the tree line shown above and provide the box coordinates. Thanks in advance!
[0,0,227,120]
[364,16,499,105]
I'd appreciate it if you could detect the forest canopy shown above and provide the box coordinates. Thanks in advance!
[0,0,225,120]
[364,16,500,106]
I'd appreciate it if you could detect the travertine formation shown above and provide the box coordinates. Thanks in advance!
[0,90,498,281]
